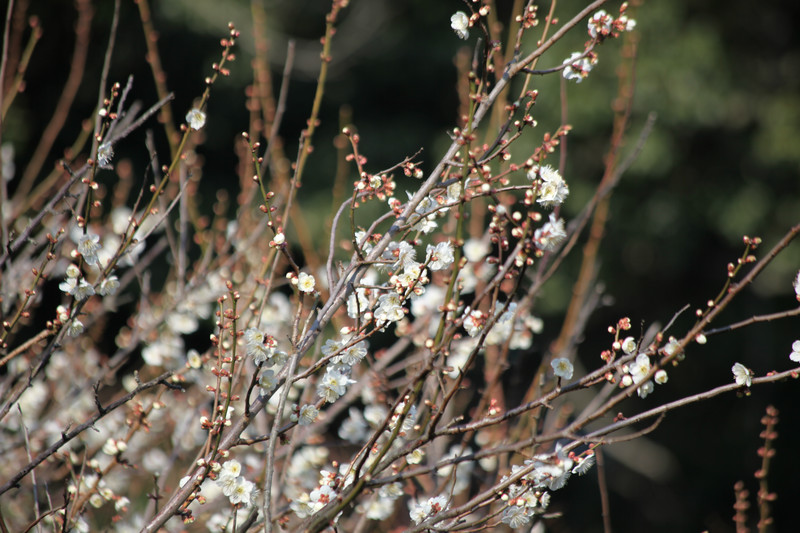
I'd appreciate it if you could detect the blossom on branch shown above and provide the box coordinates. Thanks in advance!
[551,358,574,380]
[450,12,469,40]
[732,362,753,387]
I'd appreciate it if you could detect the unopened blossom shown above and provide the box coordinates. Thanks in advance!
[186,108,206,130]
[732,362,753,387]
[450,11,469,40]
[791,340,800,363]
[78,233,101,265]
[551,358,574,380]
[297,272,316,293]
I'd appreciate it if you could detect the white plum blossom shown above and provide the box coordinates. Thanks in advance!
[588,10,613,38]
[97,142,114,166]
[426,241,455,271]
[551,358,574,380]
[791,340,800,363]
[78,233,102,265]
[794,270,800,301]
[228,477,257,506]
[186,108,206,130]
[384,241,417,270]
[529,165,569,208]
[295,403,319,425]
[732,362,753,387]
[339,408,368,443]
[534,213,567,251]
[450,11,469,40]
[629,353,654,398]
[374,292,404,324]
[562,52,597,83]
[259,369,278,393]
[332,340,368,367]
[654,369,668,384]
[297,272,316,293]
[621,336,637,355]
[409,494,449,524]
[463,238,489,262]
[463,309,485,337]
[97,275,119,296]
[317,367,355,403]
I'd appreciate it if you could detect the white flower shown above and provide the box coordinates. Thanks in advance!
[317,368,354,403]
[186,108,206,130]
[426,241,455,271]
[588,10,613,38]
[67,318,85,337]
[409,495,449,525]
[97,275,119,296]
[259,369,278,393]
[332,340,368,367]
[794,270,800,300]
[562,52,597,83]
[654,369,668,384]
[374,292,404,324]
[621,336,637,355]
[295,404,319,425]
[97,142,114,166]
[791,340,800,363]
[732,362,753,387]
[551,358,574,380]
[534,213,567,251]
[662,337,682,357]
[60,277,95,301]
[228,477,256,506]
[629,353,651,384]
[531,165,569,208]
[463,309,484,337]
[619,15,637,32]
[297,272,316,293]
[78,233,102,265]
[501,503,531,528]
[463,238,489,262]
[218,459,242,485]
[637,380,654,398]
[65,264,81,278]
[450,11,469,40]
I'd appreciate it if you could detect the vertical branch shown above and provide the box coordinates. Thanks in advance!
[14,0,91,201]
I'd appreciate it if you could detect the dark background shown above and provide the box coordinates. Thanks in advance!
[3,0,799,531]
